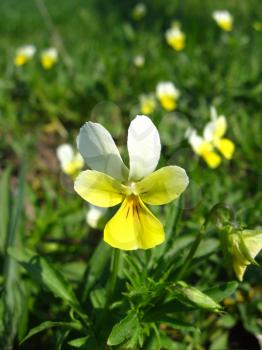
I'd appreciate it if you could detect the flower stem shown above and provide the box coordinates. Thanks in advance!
[175,229,204,281]
[106,248,120,305]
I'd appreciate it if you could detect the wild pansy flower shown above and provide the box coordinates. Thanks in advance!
[86,205,106,229]
[57,143,84,178]
[139,94,156,115]
[187,107,235,168]
[165,24,186,51]
[224,229,262,281]
[41,48,58,70]
[212,10,233,32]
[132,3,146,21]
[133,55,145,68]
[14,45,36,66]
[156,82,180,111]
[74,115,189,250]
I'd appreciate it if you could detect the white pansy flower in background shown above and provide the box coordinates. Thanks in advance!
[14,45,36,66]
[187,107,235,168]
[74,115,189,250]
[165,25,186,51]
[41,48,58,70]
[203,107,235,160]
[133,55,145,68]
[86,205,107,229]
[57,143,84,178]
[156,82,180,111]
[212,10,233,31]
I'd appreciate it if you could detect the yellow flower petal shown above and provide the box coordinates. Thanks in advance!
[41,56,55,69]
[14,54,27,66]
[135,166,189,205]
[160,96,177,111]
[74,170,125,207]
[216,138,235,159]
[104,196,164,250]
[202,151,221,168]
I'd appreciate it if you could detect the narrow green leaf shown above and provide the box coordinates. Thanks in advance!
[107,312,139,346]
[67,336,90,347]
[204,281,238,303]
[0,167,11,253]
[81,241,111,301]
[21,321,82,344]
[8,247,81,311]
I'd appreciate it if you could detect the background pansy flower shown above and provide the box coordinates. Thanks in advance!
[132,3,146,21]
[41,47,58,70]
[133,55,145,68]
[187,107,235,168]
[165,24,186,51]
[156,82,180,111]
[56,143,84,178]
[139,94,156,115]
[14,45,36,66]
[212,10,233,31]
[86,204,107,229]
[204,107,235,160]
[74,115,189,250]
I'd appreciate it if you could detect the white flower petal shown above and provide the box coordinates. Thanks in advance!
[127,115,161,181]
[187,129,205,153]
[56,144,74,168]
[204,116,227,141]
[77,122,129,181]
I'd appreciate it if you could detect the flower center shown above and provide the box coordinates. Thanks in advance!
[125,182,139,196]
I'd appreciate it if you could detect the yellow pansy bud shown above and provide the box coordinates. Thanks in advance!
[225,229,262,281]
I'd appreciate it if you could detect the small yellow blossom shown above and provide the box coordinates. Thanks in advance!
[227,229,262,281]
[165,25,186,51]
[139,94,156,115]
[133,55,145,68]
[132,3,146,21]
[156,82,180,111]
[41,48,58,70]
[212,10,233,31]
[56,143,84,178]
[74,115,189,250]
[14,45,36,66]
[187,107,235,168]
[86,205,106,229]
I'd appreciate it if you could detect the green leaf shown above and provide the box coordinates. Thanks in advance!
[68,336,89,347]
[81,241,111,301]
[1,163,27,349]
[21,321,82,344]
[8,247,81,311]
[107,312,139,346]
[0,167,11,253]
[204,281,238,302]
